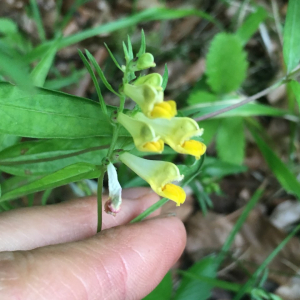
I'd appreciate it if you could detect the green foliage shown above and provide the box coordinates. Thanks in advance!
[283,0,300,73]
[289,80,300,109]
[216,117,245,165]
[174,256,217,300]
[0,83,112,138]
[206,33,248,94]
[250,128,300,199]
[162,64,169,91]
[0,163,101,202]
[187,90,217,105]
[236,6,267,45]
[142,272,172,300]
[30,42,57,87]
[0,18,18,34]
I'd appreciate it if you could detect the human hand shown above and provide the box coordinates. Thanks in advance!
[0,188,186,300]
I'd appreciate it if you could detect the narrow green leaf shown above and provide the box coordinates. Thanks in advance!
[44,69,86,90]
[137,29,146,57]
[206,33,248,94]
[25,8,220,62]
[30,42,57,87]
[123,42,129,62]
[181,101,300,122]
[250,128,300,199]
[78,50,107,114]
[289,80,300,109]
[142,272,172,300]
[104,43,122,71]
[85,50,120,97]
[236,6,267,45]
[174,256,217,300]
[0,82,112,138]
[0,138,111,176]
[283,0,300,73]
[29,0,46,41]
[0,163,101,202]
[162,64,169,91]
[216,118,245,165]
[127,35,134,60]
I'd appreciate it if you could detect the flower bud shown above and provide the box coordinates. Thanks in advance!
[135,53,156,70]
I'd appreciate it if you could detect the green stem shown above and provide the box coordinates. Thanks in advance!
[97,166,106,232]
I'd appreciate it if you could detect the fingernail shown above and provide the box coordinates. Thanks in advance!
[122,188,154,200]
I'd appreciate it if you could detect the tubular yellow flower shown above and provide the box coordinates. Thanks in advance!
[134,113,206,159]
[117,113,164,153]
[119,152,186,206]
[123,73,177,119]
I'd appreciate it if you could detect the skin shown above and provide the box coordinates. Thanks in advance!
[0,188,186,300]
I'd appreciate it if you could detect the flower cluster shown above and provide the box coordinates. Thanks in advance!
[115,54,206,207]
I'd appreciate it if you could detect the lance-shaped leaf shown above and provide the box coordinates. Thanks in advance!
[0,163,101,202]
[0,82,113,138]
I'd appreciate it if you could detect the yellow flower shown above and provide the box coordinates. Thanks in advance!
[123,73,177,119]
[117,113,164,153]
[119,152,186,206]
[134,113,206,159]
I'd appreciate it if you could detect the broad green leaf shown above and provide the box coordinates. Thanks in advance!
[0,134,21,151]
[236,6,267,45]
[250,129,300,199]
[0,51,33,90]
[206,33,248,93]
[187,90,217,105]
[198,119,220,145]
[216,118,245,165]
[30,42,57,87]
[289,80,300,109]
[137,29,146,57]
[181,101,300,122]
[283,0,300,73]
[0,163,100,202]
[174,256,217,300]
[142,272,172,300]
[0,82,113,138]
[0,18,18,34]
[0,137,133,176]
[25,8,219,62]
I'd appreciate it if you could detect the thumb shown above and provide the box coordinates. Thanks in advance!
[0,216,186,300]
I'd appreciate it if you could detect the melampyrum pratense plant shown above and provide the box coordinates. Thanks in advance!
[78,31,207,231]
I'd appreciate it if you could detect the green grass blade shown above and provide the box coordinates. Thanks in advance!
[233,223,300,300]
[217,187,264,265]
[29,0,46,41]
[25,7,220,62]
[30,42,57,87]
[236,6,267,45]
[250,127,300,199]
[283,0,300,73]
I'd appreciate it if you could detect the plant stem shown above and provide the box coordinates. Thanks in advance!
[97,166,106,232]
[195,66,300,122]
